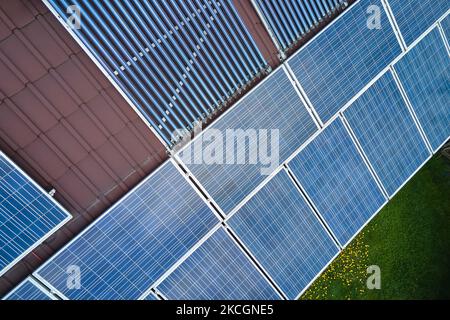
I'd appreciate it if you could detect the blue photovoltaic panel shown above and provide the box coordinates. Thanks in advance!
[387,0,448,46]
[288,0,402,123]
[157,228,280,300]
[288,119,386,246]
[3,278,55,301]
[394,29,450,152]
[228,170,338,300]
[343,72,430,196]
[46,0,266,147]
[179,68,318,214]
[0,152,71,277]
[35,160,218,300]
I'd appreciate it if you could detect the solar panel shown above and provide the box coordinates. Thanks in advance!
[387,0,449,46]
[287,0,402,123]
[288,118,386,246]
[3,277,55,301]
[178,67,318,214]
[393,28,450,152]
[156,227,281,300]
[0,151,71,277]
[343,71,431,196]
[228,170,339,300]
[34,160,219,300]
[46,0,266,147]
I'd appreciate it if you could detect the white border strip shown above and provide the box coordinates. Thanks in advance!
[42,0,170,150]
[0,151,72,278]
[381,0,407,51]
[2,276,57,300]
[340,114,390,199]
[437,18,450,55]
[224,226,287,300]
[171,160,225,221]
[390,67,434,154]
[284,166,343,250]
[282,64,324,128]
[172,156,226,219]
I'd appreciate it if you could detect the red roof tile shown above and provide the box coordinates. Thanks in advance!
[0,0,167,295]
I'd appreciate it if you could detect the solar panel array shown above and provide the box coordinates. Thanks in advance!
[393,29,450,152]
[287,0,402,123]
[288,119,387,246]
[35,160,219,300]
[228,170,339,299]
[343,71,431,196]
[253,0,348,50]
[3,1,447,301]
[3,277,55,301]
[178,67,318,214]
[0,151,71,277]
[387,0,448,46]
[46,0,266,147]
[157,227,281,300]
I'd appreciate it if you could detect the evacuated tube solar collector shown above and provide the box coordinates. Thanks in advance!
[253,0,348,52]
[46,0,268,148]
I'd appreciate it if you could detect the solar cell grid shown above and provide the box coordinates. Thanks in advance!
[156,227,281,300]
[228,170,339,299]
[288,118,386,246]
[343,71,431,196]
[0,152,71,277]
[34,160,219,300]
[287,0,402,123]
[394,28,450,152]
[3,277,55,301]
[387,0,449,46]
[178,67,318,214]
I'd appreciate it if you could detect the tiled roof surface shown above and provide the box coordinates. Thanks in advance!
[0,0,167,294]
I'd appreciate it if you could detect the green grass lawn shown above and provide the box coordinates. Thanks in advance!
[301,153,450,300]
